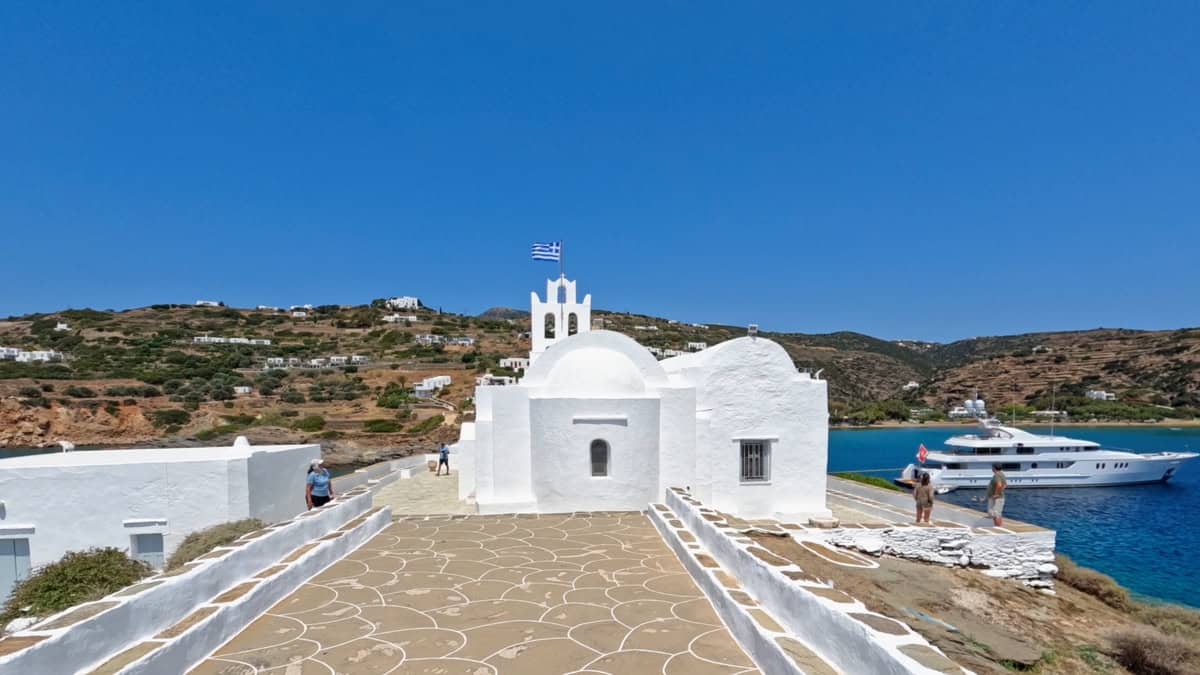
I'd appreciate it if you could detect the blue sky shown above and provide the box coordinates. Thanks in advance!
[3,3,1197,342]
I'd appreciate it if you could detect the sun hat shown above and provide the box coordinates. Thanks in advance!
[310,458,325,468]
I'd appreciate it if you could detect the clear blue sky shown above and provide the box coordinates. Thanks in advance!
[3,3,1198,342]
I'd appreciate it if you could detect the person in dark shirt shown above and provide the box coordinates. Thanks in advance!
[987,464,1007,526]
[437,443,450,476]
[913,472,935,524]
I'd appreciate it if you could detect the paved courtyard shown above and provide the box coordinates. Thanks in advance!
[190,512,757,674]
[372,467,475,516]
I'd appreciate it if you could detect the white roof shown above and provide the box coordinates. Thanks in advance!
[0,443,316,469]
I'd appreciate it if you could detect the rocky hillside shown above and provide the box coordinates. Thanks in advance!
[2,302,1198,456]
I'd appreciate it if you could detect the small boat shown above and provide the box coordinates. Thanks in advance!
[897,418,1198,490]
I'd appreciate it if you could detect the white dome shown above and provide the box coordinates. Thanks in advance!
[544,347,647,397]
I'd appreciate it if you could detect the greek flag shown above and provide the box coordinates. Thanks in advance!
[531,241,561,262]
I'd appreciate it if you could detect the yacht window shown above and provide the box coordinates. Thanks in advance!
[1001,463,1021,471]
[1016,447,1035,455]
[1031,463,1038,469]
[946,463,964,469]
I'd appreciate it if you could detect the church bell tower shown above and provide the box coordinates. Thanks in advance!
[530,275,592,364]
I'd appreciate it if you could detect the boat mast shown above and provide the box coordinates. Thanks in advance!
[1050,381,1056,436]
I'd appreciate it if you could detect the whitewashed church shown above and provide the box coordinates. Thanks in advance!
[454,276,831,519]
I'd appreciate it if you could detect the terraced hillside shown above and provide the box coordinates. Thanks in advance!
[2,302,1198,459]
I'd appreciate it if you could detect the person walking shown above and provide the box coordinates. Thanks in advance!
[436,443,450,476]
[914,472,935,524]
[987,463,1007,526]
[306,458,334,509]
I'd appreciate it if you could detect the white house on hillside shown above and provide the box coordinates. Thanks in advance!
[386,296,420,310]
[454,276,831,519]
[194,300,222,307]
[500,357,530,371]
[0,441,318,599]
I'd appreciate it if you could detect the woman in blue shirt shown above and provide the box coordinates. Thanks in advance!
[306,458,334,509]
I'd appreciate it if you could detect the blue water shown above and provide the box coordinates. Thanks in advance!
[830,426,1200,608]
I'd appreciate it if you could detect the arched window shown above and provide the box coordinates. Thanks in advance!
[544,313,556,339]
[568,312,579,336]
[590,440,609,477]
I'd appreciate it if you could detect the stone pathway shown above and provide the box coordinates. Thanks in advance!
[190,512,757,674]
[373,468,476,516]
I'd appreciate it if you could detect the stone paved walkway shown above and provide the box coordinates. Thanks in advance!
[373,468,476,516]
[190,512,757,674]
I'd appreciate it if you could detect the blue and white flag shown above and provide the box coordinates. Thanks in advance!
[531,241,562,262]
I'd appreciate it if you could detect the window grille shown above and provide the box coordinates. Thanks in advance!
[740,440,769,482]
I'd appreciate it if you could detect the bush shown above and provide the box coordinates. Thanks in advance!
[279,409,300,417]
[363,419,403,433]
[195,424,241,441]
[1056,554,1133,611]
[280,389,305,404]
[1137,603,1200,639]
[151,408,191,428]
[64,385,97,398]
[40,383,54,392]
[377,383,412,409]
[1108,625,1200,675]
[0,548,151,624]
[166,519,266,570]
[832,472,905,492]
[408,414,445,434]
[18,386,42,398]
[294,415,326,432]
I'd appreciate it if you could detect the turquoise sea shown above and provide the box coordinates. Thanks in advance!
[830,425,1200,609]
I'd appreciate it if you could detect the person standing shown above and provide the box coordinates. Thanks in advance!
[987,463,1007,526]
[436,443,450,476]
[914,472,935,524]
[306,458,334,509]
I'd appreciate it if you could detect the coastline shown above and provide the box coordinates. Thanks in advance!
[837,419,1200,429]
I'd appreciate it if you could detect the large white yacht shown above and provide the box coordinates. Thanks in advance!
[898,419,1198,491]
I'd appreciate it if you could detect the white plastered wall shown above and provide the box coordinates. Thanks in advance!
[529,276,592,364]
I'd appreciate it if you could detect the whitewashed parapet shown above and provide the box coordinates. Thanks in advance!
[823,526,1057,582]
[0,492,374,675]
[665,488,970,675]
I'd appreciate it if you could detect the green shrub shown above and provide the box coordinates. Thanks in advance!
[0,548,150,624]
[280,389,305,404]
[319,430,342,439]
[151,408,191,428]
[294,415,326,432]
[408,414,445,434]
[64,385,97,398]
[40,383,54,392]
[279,409,300,417]
[363,419,403,433]
[104,402,120,417]
[832,472,905,492]
[166,519,266,570]
[1107,625,1200,675]
[221,414,256,426]
[1056,554,1133,611]
[195,424,241,441]
[377,383,412,409]
[18,386,42,397]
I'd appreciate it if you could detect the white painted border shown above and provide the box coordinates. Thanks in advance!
[121,506,393,675]
[0,492,373,675]
[665,489,969,675]
[647,506,809,675]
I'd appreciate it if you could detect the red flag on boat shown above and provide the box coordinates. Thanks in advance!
[917,443,928,463]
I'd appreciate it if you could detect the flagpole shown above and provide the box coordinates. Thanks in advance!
[559,240,565,336]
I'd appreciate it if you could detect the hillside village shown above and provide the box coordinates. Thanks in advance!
[1,296,1199,465]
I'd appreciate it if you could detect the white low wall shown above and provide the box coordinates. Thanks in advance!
[824,526,1057,581]
[125,506,392,674]
[647,505,803,675]
[0,492,373,675]
[665,489,966,675]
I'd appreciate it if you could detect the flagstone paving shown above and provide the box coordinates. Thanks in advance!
[372,468,476,516]
[190,512,758,674]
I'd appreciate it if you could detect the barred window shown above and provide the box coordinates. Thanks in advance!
[740,440,769,482]
[591,440,609,477]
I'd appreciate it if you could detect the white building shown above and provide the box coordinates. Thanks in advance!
[292,311,308,318]
[499,357,530,371]
[266,357,285,368]
[686,341,708,351]
[194,300,222,307]
[351,355,369,364]
[0,441,318,597]
[289,304,313,311]
[15,350,63,363]
[633,325,658,331]
[329,355,349,366]
[286,357,302,367]
[414,375,452,399]
[454,276,831,519]
[415,334,444,345]
[476,373,516,387]
[308,358,327,367]
[256,305,279,312]
[386,296,421,310]
[53,322,70,332]
[448,336,475,347]
[902,381,920,392]
[530,276,591,365]
[193,336,270,346]
[233,386,252,395]
[382,314,418,323]
[1087,389,1118,401]
[0,347,19,360]
[948,406,971,418]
